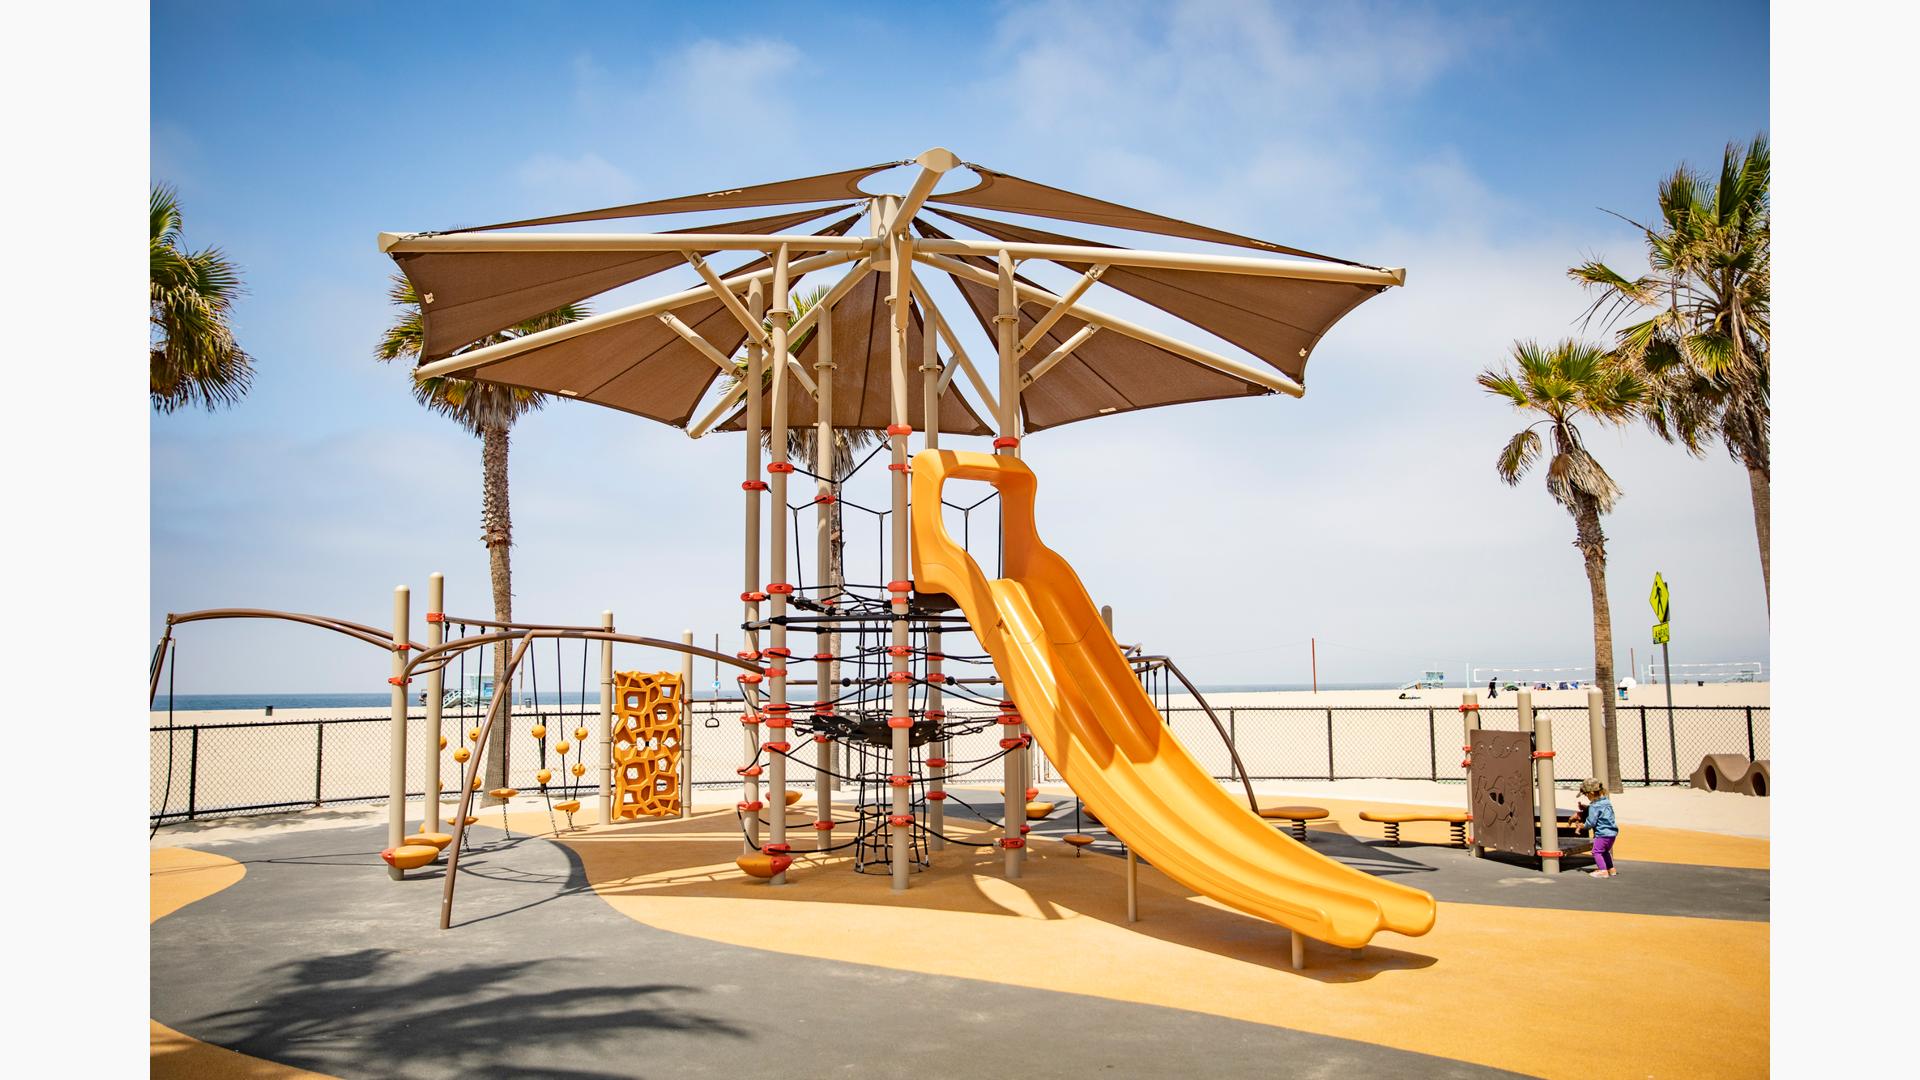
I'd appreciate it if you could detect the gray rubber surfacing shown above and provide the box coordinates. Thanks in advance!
[153,823,1534,1080]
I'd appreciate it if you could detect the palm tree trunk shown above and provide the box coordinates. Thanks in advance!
[1747,464,1770,612]
[1573,497,1622,792]
[481,423,513,801]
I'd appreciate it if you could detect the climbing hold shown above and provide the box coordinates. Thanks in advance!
[574,727,589,741]
[438,735,448,750]
[529,724,547,740]
[452,747,471,763]
[467,727,481,742]
[537,769,553,784]
[555,741,571,754]
[571,763,586,777]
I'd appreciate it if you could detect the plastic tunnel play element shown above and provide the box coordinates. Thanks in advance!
[910,450,1436,949]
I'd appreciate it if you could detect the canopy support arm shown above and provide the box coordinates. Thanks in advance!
[688,253,768,345]
[1018,264,1107,358]
[1021,325,1102,388]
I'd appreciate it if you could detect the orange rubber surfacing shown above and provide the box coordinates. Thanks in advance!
[560,809,1767,1080]
[909,449,1434,949]
[610,671,682,819]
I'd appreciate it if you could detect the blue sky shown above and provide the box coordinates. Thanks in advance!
[151,0,1770,693]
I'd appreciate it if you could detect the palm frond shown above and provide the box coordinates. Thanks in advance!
[1495,427,1543,486]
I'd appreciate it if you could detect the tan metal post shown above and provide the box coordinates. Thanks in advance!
[1586,687,1608,790]
[741,278,766,852]
[922,305,946,852]
[814,292,837,835]
[1461,689,1481,857]
[679,629,694,820]
[883,197,913,893]
[386,585,410,880]
[995,249,1024,877]
[598,610,614,824]
[423,574,445,830]
[1126,848,1138,923]
[1529,690,1561,874]
[766,245,793,885]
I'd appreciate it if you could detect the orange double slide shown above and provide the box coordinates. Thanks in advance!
[911,450,1436,949]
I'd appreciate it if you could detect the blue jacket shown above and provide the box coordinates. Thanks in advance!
[1585,796,1618,837]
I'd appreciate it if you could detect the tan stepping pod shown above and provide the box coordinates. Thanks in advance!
[553,800,582,814]
[489,788,519,800]
[1358,811,1469,847]
[1689,754,1770,796]
[783,790,804,807]
[404,832,454,850]
[1026,801,1056,820]
[1062,834,1095,856]
[1259,805,1329,842]
[381,844,439,871]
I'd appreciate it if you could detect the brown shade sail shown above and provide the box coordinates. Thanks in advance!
[930,208,1387,386]
[717,268,991,436]
[429,217,859,428]
[914,222,1272,432]
[398,205,849,361]
[462,162,902,232]
[929,162,1373,267]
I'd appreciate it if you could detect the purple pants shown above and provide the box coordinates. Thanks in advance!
[1592,834,1617,872]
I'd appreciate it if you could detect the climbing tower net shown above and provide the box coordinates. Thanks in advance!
[728,432,1033,878]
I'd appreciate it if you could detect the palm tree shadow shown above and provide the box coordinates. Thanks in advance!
[186,948,746,1079]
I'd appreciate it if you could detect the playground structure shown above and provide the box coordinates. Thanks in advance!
[367,146,1427,955]
[146,146,1445,960]
[150,574,748,883]
[1460,686,1608,873]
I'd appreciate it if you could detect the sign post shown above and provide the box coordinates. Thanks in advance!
[1650,572,1676,780]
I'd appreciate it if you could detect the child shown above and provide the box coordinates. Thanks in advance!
[1578,778,1619,877]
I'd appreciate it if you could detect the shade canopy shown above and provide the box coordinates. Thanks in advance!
[396,205,850,361]
[382,149,1401,440]
[929,208,1387,387]
[716,268,990,436]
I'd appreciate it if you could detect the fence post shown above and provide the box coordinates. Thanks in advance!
[1428,708,1437,781]
[314,723,325,807]
[1667,706,1679,783]
[1229,708,1236,757]
[1639,707,1651,784]
[1325,708,1335,781]
[1745,707,1756,762]
[187,726,200,821]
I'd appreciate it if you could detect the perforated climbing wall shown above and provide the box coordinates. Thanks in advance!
[611,671,683,819]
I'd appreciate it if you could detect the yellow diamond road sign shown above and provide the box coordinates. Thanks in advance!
[1649,573,1670,624]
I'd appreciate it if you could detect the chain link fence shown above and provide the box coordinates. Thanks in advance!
[151,701,1771,824]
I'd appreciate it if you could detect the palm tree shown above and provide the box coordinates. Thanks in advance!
[376,275,587,796]
[1479,340,1647,791]
[1570,136,1770,608]
[724,285,879,609]
[151,184,253,411]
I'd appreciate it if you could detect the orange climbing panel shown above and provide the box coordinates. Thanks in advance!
[610,670,684,820]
